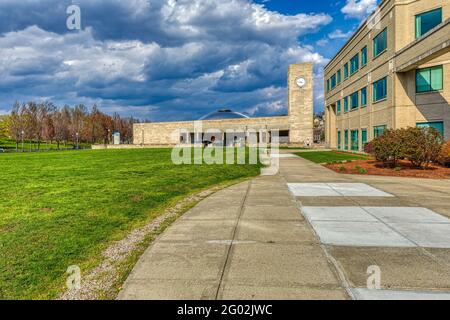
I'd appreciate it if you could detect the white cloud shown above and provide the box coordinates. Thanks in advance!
[0,0,332,120]
[341,0,378,20]
[328,29,354,39]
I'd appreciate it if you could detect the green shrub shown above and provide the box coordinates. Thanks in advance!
[438,141,450,166]
[394,167,402,172]
[355,165,367,174]
[339,166,347,172]
[367,127,442,168]
[402,127,442,168]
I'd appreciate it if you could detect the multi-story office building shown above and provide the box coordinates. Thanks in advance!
[324,0,449,151]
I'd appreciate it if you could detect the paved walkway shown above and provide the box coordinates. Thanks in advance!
[119,153,450,300]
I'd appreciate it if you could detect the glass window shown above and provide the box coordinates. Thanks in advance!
[416,65,443,93]
[344,96,349,113]
[350,92,359,110]
[351,130,359,151]
[361,87,367,107]
[337,100,341,115]
[417,121,444,137]
[327,79,330,92]
[331,74,337,89]
[345,130,349,150]
[373,28,387,58]
[361,47,367,66]
[416,8,442,38]
[337,131,341,150]
[350,54,359,75]
[337,70,341,84]
[344,63,349,79]
[373,77,387,102]
[374,125,387,138]
[361,129,368,147]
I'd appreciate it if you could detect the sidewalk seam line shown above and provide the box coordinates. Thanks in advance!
[214,179,252,300]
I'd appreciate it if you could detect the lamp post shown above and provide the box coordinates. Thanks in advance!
[108,129,111,145]
[76,132,79,150]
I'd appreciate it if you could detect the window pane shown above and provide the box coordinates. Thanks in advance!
[430,66,443,91]
[351,130,359,151]
[338,131,341,149]
[344,97,348,112]
[416,69,430,93]
[344,64,349,79]
[350,54,359,75]
[337,70,341,83]
[373,77,387,102]
[417,122,444,137]
[416,8,442,38]
[345,130,349,150]
[416,65,443,92]
[362,129,368,146]
[361,87,367,106]
[373,28,387,57]
[374,125,387,138]
[337,100,341,114]
[351,92,359,109]
[361,47,367,66]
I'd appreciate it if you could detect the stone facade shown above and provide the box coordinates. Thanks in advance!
[133,63,314,146]
[324,0,450,151]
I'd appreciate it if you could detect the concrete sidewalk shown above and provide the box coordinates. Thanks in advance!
[119,154,450,300]
[118,172,348,300]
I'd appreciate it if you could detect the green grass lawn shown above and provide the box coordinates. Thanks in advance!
[0,148,261,299]
[295,151,371,164]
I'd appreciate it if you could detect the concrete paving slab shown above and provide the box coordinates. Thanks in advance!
[118,279,218,300]
[245,196,295,207]
[351,288,450,300]
[241,206,304,221]
[310,221,416,247]
[328,246,450,290]
[182,207,240,221]
[364,207,450,224]
[158,220,236,242]
[128,242,228,281]
[390,223,450,248]
[349,197,414,207]
[328,183,394,197]
[219,284,348,300]
[288,183,342,197]
[298,197,356,207]
[302,207,378,222]
[235,220,317,243]
[224,243,341,287]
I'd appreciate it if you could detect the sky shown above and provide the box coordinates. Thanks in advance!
[0,0,380,121]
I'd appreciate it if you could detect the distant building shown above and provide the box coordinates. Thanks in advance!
[134,63,314,147]
[324,0,449,151]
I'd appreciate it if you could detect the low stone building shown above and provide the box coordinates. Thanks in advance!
[133,63,314,147]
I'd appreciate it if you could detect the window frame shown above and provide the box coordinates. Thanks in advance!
[361,46,368,67]
[373,77,388,103]
[415,65,443,93]
[361,87,367,107]
[344,63,349,79]
[373,28,387,59]
[350,53,359,75]
[415,8,443,39]
[350,91,359,110]
[374,125,387,138]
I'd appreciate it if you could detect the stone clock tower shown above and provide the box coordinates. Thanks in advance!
[288,63,314,146]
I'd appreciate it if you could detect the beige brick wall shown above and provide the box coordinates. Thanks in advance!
[325,0,450,149]
[133,63,314,146]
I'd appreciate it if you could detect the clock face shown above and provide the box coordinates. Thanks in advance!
[296,77,306,88]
